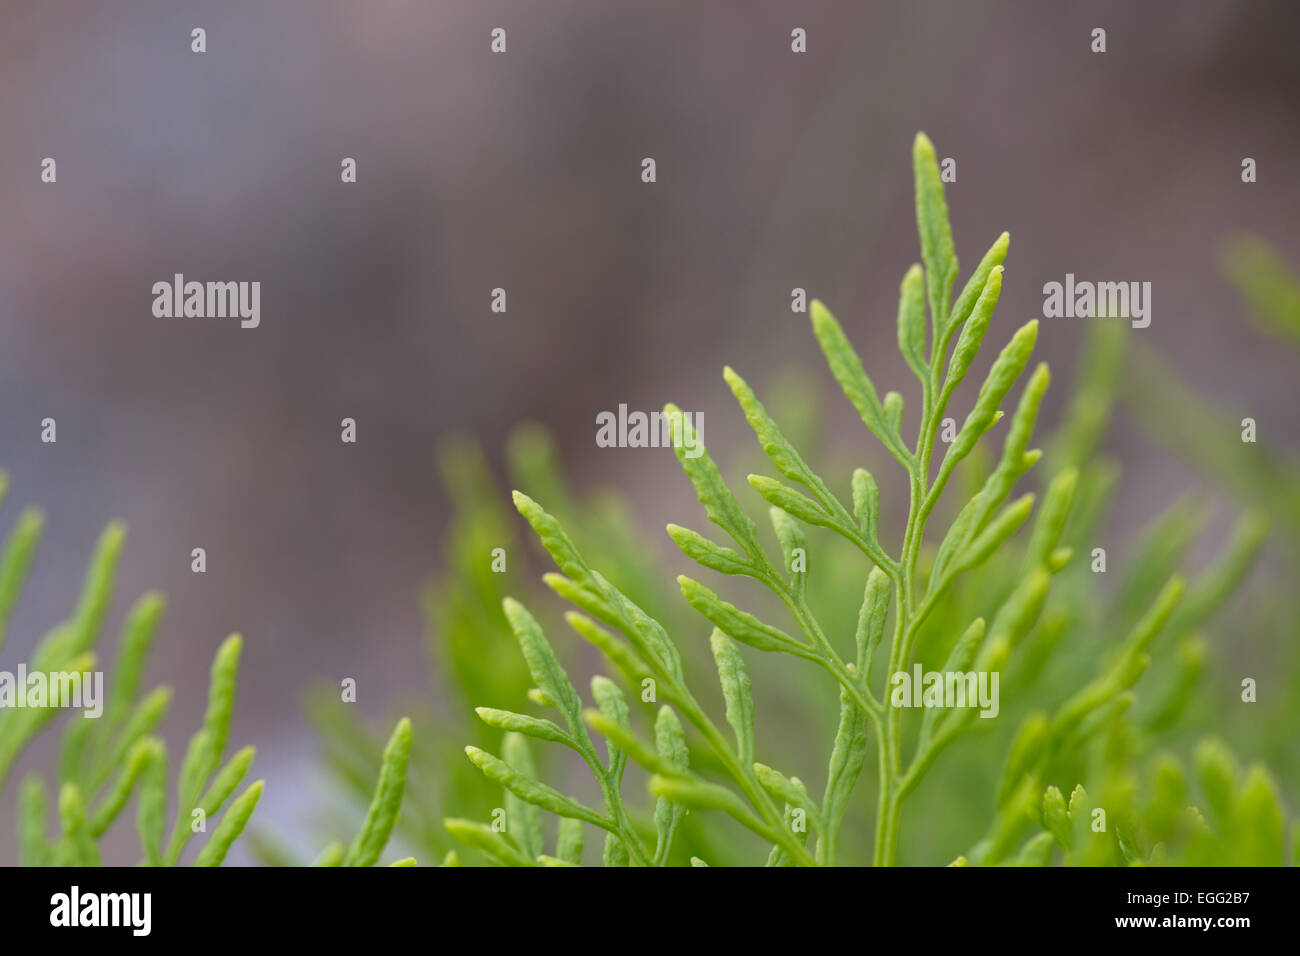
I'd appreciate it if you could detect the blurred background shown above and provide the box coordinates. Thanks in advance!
[0,1,1296,862]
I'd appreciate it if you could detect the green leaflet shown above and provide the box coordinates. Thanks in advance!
[818,685,870,865]
[590,676,631,785]
[649,775,749,818]
[1023,467,1078,569]
[938,617,988,676]
[1121,576,1185,658]
[724,366,854,543]
[312,842,346,867]
[967,361,1049,537]
[0,507,43,653]
[948,232,1010,340]
[62,521,126,662]
[666,523,753,577]
[516,492,684,682]
[502,732,543,859]
[193,780,262,867]
[57,784,99,866]
[91,593,165,785]
[1014,831,1056,867]
[1144,635,1207,732]
[475,707,571,747]
[769,507,807,595]
[136,741,167,866]
[997,713,1049,809]
[167,634,245,864]
[503,597,582,723]
[583,709,681,778]
[555,817,585,865]
[663,403,763,560]
[945,321,1039,472]
[747,475,838,532]
[855,568,891,680]
[1167,511,1267,636]
[954,493,1035,576]
[1041,786,1072,850]
[943,266,1004,399]
[1145,754,1188,841]
[883,392,905,440]
[465,747,607,829]
[710,631,755,765]
[196,635,242,779]
[753,763,821,834]
[603,832,630,867]
[1231,767,1284,866]
[897,264,928,382]
[102,687,172,784]
[511,490,590,583]
[1195,739,1238,823]
[60,716,94,790]
[810,300,912,467]
[678,576,808,656]
[197,746,256,822]
[913,132,959,331]
[343,718,412,867]
[89,738,156,837]
[851,469,880,543]
[651,706,689,865]
[18,775,50,866]
[565,612,659,697]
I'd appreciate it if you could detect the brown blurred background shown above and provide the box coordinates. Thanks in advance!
[0,1,1296,860]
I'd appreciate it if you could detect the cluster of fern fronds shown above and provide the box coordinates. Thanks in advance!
[367,133,1293,867]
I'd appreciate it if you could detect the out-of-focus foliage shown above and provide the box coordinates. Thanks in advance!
[0,490,262,866]
[1121,234,1300,823]
[1223,236,1300,349]
[0,478,410,868]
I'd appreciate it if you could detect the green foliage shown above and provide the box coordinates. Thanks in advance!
[304,717,414,868]
[427,133,1292,866]
[1222,236,1300,349]
[416,136,1248,868]
[0,484,265,865]
[1128,237,1300,554]
[254,135,1293,867]
[0,476,411,867]
[1113,233,1300,853]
